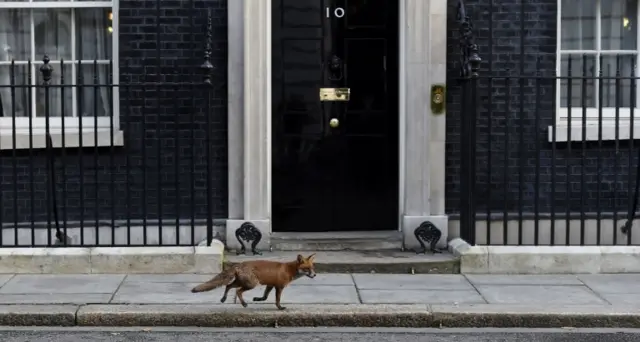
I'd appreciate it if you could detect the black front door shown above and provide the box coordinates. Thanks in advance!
[272,0,399,232]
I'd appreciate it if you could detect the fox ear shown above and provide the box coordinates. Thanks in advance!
[307,253,316,262]
[297,254,304,263]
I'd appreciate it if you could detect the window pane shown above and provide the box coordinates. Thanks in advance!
[561,0,596,50]
[35,62,73,117]
[0,9,31,61]
[78,64,111,117]
[560,55,596,107]
[34,9,72,61]
[602,0,638,50]
[75,8,113,61]
[601,55,636,107]
[0,65,29,117]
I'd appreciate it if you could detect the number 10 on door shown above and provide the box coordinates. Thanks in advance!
[326,7,345,18]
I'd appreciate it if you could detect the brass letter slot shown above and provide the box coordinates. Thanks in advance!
[319,87,350,102]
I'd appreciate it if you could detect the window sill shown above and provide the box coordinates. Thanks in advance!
[547,124,640,143]
[0,129,124,150]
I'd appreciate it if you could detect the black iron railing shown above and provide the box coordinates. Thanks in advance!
[455,0,640,246]
[457,56,640,245]
[0,9,225,248]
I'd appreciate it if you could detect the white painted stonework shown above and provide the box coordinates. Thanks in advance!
[449,237,640,274]
[0,241,224,274]
[225,0,449,251]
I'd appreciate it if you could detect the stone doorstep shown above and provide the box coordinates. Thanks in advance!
[449,238,640,274]
[224,250,461,274]
[3,304,640,328]
[0,243,461,275]
[0,240,225,274]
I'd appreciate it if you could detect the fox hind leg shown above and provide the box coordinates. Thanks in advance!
[220,279,241,303]
[253,286,273,302]
[236,284,258,308]
[235,273,260,308]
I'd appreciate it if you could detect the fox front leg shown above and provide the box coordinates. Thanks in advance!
[253,286,273,302]
[274,286,286,310]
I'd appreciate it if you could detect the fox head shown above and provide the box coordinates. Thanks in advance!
[296,253,317,279]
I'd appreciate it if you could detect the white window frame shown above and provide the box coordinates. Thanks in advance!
[551,0,640,142]
[0,0,123,150]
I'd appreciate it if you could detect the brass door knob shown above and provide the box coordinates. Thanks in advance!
[329,118,339,128]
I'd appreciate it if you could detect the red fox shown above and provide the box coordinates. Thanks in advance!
[191,253,317,310]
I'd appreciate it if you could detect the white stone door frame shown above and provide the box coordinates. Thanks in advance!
[225,0,448,252]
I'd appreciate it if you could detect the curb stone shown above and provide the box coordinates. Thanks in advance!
[76,304,433,327]
[430,304,640,328]
[2,304,640,328]
[0,305,77,326]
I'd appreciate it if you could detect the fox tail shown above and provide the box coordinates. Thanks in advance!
[191,268,236,293]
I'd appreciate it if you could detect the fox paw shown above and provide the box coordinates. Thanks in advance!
[220,296,227,303]
[253,297,265,302]
[277,306,287,311]
[241,302,248,308]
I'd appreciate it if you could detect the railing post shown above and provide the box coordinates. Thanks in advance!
[622,59,640,237]
[457,0,481,245]
[40,55,68,246]
[200,9,214,247]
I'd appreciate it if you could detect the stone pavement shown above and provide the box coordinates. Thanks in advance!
[0,273,636,306]
[0,273,640,328]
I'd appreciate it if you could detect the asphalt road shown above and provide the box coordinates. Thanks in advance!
[0,327,640,342]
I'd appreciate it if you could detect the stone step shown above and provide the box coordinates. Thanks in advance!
[270,231,403,251]
[223,250,460,274]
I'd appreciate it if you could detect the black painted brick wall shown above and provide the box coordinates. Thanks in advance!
[0,0,228,234]
[446,0,639,216]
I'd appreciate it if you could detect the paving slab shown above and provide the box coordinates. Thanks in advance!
[241,285,360,304]
[289,274,354,286]
[465,274,583,286]
[578,274,640,294]
[0,275,14,288]
[124,273,352,286]
[358,289,486,305]
[0,294,111,304]
[111,282,233,304]
[598,293,640,305]
[476,285,609,305]
[124,274,215,283]
[0,274,125,294]
[352,274,473,290]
